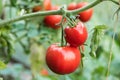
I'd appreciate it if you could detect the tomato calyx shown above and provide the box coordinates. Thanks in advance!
[64,15,78,28]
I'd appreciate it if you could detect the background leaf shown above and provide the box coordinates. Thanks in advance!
[0,61,6,69]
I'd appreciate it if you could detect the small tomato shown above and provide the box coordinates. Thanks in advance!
[43,0,51,10]
[64,22,88,47]
[76,2,93,22]
[40,68,49,76]
[44,5,62,29]
[32,6,42,12]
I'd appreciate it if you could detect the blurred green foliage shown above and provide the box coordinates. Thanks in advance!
[0,0,120,80]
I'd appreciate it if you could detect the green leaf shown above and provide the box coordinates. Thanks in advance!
[94,25,108,31]
[10,0,17,7]
[0,0,2,14]
[0,61,6,69]
[90,25,108,58]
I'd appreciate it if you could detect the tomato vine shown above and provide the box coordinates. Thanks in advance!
[0,0,120,79]
[0,0,119,26]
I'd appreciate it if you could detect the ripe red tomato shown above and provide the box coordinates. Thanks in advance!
[67,2,77,10]
[64,22,88,47]
[44,15,62,29]
[44,5,62,29]
[46,44,81,74]
[43,0,51,10]
[76,2,93,22]
[40,68,49,76]
[32,6,42,12]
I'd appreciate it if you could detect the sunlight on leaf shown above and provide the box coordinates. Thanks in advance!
[0,61,6,69]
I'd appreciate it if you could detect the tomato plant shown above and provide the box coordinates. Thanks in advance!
[0,0,120,80]
[64,22,88,47]
[76,2,93,22]
[46,44,81,74]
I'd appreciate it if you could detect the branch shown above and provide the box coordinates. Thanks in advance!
[0,0,119,26]
[0,10,61,26]
[109,0,119,5]
[67,0,102,14]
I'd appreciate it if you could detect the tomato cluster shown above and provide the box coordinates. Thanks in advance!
[46,22,88,74]
[68,2,93,22]
[32,0,62,29]
[45,1,92,75]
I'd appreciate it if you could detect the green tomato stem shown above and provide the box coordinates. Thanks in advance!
[60,16,65,47]
[0,0,119,26]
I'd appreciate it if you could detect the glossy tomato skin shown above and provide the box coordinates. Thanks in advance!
[44,15,62,29]
[32,6,42,12]
[43,0,51,10]
[64,22,88,47]
[76,2,93,22]
[46,44,81,74]
[44,6,62,29]
[67,2,77,10]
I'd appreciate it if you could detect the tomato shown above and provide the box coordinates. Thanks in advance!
[64,22,88,47]
[67,2,77,10]
[46,44,81,74]
[43,0,51,10]
[50,5,59,10]
[44,5,62,29]
[76,2,93,22]
[32,0,51,12]
[40,68,49,76]
[44,15,62,29]
[32,5,42,12]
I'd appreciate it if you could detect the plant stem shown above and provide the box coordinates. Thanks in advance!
[106,10,118,80]
[108,0,119,5]
[0,0,119,26]
[0,0,102,26]
[61,16,65,47]
[0,10,61,26]
[14,32,27,42]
